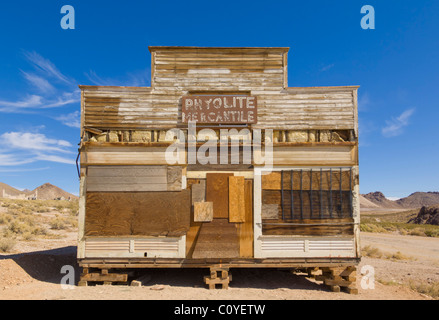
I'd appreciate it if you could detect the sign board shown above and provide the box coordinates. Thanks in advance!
[182,95,257,124]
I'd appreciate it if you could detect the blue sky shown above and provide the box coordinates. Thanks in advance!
[0,0,438,198]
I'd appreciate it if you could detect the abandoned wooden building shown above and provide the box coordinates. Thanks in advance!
[77,46,360,292]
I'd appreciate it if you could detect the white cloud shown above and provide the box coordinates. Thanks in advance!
[382,108,415,137]
[0,153,35,166]
[0,95,43,111]
[34,154,76,165]
[55,111,81,128]
[0,131,76,167]
[0,132,73,154]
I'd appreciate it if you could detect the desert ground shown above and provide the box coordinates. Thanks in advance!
[0,198,438,300]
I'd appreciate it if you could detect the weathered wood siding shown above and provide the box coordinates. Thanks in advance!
[81,86,180,130]
[80,47,358,132]
[86,165,182,192]
[152,47,287,91]
[253,88,357,130]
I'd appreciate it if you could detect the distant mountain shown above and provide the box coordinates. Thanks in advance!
[0,182,78,200]
[362,192,402,208]
[362,191,439,209]
[28,183,78,200]
[396,192,439,208]
[0,182,24,197]
[359,195,380,208]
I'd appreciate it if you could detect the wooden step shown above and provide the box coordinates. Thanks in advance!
[192,219,239,259]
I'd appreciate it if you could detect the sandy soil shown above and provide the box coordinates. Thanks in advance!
[1,231,437,300]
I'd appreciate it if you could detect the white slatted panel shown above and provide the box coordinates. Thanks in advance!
[84,237,184,258]
[260,239,304,252]
[258,237,356,258]
[308,239,354,252]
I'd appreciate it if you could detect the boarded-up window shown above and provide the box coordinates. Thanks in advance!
[261,168,354,220]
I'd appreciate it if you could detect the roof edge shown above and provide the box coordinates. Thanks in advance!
[148,46,290,53]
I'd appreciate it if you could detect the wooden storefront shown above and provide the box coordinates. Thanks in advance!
[77,47,360,292]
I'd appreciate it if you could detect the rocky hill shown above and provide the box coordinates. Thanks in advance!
[362,191,439,209]
[408,205,439,226]
[362,192,402,208]
[359,195,380,208]
[396,192,439,208]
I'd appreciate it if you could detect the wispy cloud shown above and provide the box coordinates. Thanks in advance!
[0,52,80,117]
[0,153,35,166]
[21,71,55,93]
[23,51,73,85]
[0,167,49,173]
[43,91,80,108]
[358,92,371,112]
[382,108,415,137]
[55,110,81,128]
[34,154,76,165]
[320,64,335,72]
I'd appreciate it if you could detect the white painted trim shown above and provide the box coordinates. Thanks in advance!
[186,171,254,179]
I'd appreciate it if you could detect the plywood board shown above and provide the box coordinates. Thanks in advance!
[191,180,206,204]
[237,180,254,258]
[205,173,234,219]
[228,176,245,223]
[85,191,191,237]
[167,166,182,191]
[194,202,213,222]
[261,204,279,220]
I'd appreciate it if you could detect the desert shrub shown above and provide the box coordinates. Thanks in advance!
[0,237,15,253]
[6,218,47,237]
[385,251,413,261]
[36,207,51,213]
[360,223,387,233]
[361,245,384,258]
[409,229,426,237]
[409,281,439,299]
[424,229,439,237]
[0,213,13,224]
[32,226,48,236]
[7,220,32,234]
[49,216,70,230]
[22,232,35,241]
